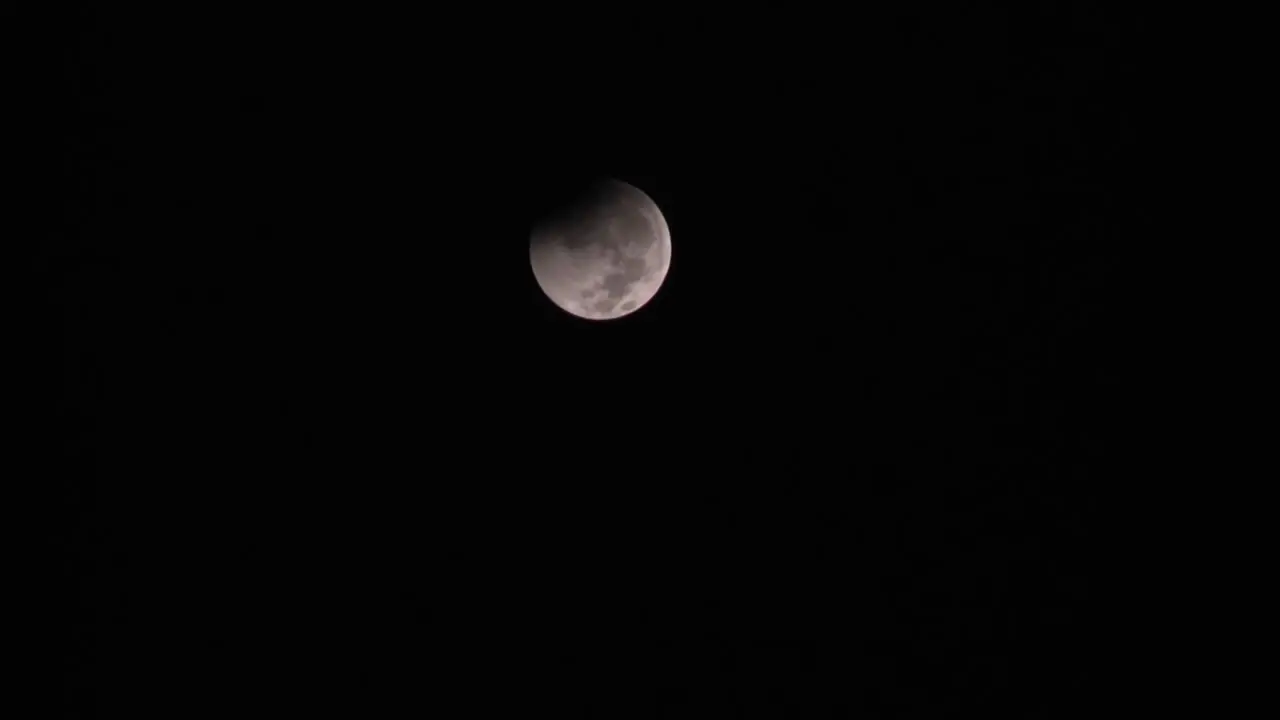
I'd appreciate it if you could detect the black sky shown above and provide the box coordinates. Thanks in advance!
[47,5,1138,717]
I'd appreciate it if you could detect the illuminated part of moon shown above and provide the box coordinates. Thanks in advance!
[529,179,671,320]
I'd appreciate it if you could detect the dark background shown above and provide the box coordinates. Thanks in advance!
[45,5,1138,717]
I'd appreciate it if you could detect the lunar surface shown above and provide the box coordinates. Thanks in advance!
[529,179,671,320]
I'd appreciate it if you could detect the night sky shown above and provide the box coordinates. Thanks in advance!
[47,5,1139,717]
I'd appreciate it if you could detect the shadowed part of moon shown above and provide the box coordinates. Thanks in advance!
[529,179,671,320]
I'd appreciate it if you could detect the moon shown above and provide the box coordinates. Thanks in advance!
[529,178,671,320]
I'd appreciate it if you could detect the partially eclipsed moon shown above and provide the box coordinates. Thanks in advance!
[529,179,671,320]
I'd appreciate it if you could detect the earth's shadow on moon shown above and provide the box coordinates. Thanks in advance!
[525,174,620,240]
